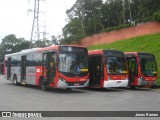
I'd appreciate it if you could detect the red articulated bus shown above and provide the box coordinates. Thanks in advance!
[88,50,128,88]
[4,45,89,90]
[124,52,158,88]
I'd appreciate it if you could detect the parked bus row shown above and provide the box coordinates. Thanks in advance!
[3,45,158,90]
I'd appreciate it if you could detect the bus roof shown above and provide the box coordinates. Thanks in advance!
[124,52,153,55]
[5,45,86,57]
[5,48,40,57]
[88,49,123,55]
[37,45,84,51]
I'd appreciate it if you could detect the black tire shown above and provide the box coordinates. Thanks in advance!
[39,79,47,91]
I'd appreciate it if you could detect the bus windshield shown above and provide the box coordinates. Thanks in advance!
[58,46,88,77]
[139,53,157,77]
[105,56,127,75]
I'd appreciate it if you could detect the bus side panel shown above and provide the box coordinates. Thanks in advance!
[52,69,59,88]
[35,66,43,86]
[26,66,36,85]
[4,67,7,80]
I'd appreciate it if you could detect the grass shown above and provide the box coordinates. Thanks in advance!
[88,33,160,85]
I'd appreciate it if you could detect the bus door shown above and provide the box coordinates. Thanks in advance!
[21,55,27,82]
[126,57,137,85]
[89,55,102,86]
[42,52,56,85]
[7,57,11,80]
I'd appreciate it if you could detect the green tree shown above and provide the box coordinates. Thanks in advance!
[61,0,160,44]
[63,18,83,37]
[0,34,29,54]
[1,34,20,54]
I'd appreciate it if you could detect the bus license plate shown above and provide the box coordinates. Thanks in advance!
[74,83,79,86]
[117,81,121,83]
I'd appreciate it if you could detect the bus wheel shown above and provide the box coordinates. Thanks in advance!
[39,79,47,91]
[13,75,19,85]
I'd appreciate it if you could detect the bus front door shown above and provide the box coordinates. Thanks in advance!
[89,55,102,86]
[43,52,56,85]
[7,57,11,80]
[21,55,27,82]
[126,57,137,85]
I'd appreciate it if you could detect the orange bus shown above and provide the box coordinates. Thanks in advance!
[88,50,128,88]
[124,52,158,88]
[4,45,89,90]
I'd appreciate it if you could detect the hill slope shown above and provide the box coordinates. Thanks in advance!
[88,33,160,84]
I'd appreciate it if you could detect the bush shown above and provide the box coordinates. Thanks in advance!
[102,24,131,33]
[153,10,160,22]
[136,16,153,24]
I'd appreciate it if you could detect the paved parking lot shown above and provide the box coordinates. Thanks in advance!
[0,75,160,119]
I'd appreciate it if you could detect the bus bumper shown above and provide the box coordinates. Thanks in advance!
[103,80,128,88]
[57,79,89,88]
[138,78,156,86]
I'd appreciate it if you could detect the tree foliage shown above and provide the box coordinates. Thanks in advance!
[0,34,30,63]
[0,34,30,54]
[61,0,160,44]
[0,34,54,63]
[153,10,160,22]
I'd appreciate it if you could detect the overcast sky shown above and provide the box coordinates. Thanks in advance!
[0,0,76,42]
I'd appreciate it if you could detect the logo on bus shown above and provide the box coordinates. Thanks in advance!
[76,66,80,73]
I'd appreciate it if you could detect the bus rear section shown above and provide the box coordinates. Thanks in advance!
[4,45,89,90]
[88,50,128,88]
[124,52,158,88]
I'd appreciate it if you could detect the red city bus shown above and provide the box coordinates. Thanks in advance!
[4,45,89,90]
[88,50,128,88]
[124,52,158,88]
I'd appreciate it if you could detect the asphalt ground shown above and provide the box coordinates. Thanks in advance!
[0,75,160,120]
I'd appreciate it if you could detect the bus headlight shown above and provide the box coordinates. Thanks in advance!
[59,77,66,83]
[140,76,144,80]
[57,77,68,88]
